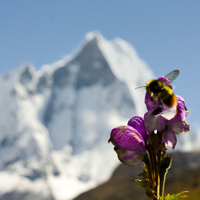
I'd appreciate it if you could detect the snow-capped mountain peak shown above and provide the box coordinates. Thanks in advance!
[0,32,156,200]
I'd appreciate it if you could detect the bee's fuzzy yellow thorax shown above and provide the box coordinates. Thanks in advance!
[158,85,173,101]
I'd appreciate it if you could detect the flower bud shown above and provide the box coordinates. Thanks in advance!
[109,125,146,167]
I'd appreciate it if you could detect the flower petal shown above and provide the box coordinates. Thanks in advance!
[109,125,146,166]
[115,148,145,166]
[145,93,160,113]
[144,112,166,134]
[128,116,150,141]
[157,76,170,85]
[162,128,177,149]
[109,126,145,152]
[168,121,190,135]
[169,95,188,122]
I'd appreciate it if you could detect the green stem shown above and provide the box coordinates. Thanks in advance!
[149,149,155,184]
[153,151,159,200]
[144,152,153,187]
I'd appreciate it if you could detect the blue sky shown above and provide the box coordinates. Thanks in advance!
[0,1,200,130]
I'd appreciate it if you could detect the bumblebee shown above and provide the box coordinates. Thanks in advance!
[146,70,180,108]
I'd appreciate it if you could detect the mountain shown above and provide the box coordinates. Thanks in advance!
[0,32,155,200]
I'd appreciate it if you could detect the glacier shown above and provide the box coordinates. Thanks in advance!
[0,32,195,200]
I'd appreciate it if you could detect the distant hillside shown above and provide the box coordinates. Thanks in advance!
[74,151,200,200]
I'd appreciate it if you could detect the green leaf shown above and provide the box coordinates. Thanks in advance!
[132,179,155,193]
[130,178,142,183]
[158,156,172,198]
[161,191,189,200]
[138,170,148,179]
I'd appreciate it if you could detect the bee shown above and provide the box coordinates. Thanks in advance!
[146,70,180,108]
[136,70,180,120]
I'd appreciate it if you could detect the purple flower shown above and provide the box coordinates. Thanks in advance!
[144,92,190,149]
[128,115,150,141]
[167,95,189,123]
[109,116,147,167]
[145,92,160,114]
[162,121,190,149]
[144,93,167,133]
[162,96,190,149]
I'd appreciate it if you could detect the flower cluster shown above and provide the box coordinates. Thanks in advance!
[109,76,190,167]
[144,92,190,149]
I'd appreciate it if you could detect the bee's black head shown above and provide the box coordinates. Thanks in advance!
[149,80,162,93]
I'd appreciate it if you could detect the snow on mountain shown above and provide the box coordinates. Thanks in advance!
[0,64,56,200]
[2,31,194,200]
[40,32,154,199]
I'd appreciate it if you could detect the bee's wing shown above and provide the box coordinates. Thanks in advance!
[165,70,180,83]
